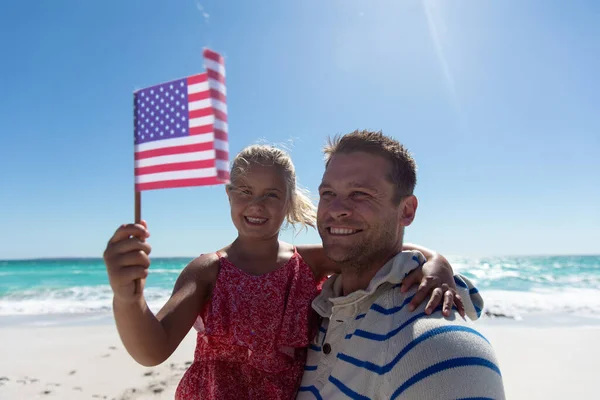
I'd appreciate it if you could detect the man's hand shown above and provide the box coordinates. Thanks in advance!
[400,256,465,318]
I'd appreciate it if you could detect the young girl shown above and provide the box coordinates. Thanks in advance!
[103,145,474,400]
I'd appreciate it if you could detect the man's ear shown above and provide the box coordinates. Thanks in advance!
[399,195,418,227]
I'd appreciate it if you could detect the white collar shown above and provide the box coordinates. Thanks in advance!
[312,250,425,318]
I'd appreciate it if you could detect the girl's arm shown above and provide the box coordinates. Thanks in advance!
[105,223,219,367]
[399,245,463,317]
[112,254,219,366]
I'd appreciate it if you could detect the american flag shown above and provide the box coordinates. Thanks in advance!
[133,49,229,191]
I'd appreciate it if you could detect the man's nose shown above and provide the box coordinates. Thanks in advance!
[328,198,352,219]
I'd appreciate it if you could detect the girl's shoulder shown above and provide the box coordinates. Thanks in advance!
[179,252,221,287]
[296,244,340,280]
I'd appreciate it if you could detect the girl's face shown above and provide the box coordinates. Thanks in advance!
[227,163,290,240]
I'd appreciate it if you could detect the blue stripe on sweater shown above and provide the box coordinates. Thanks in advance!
[319,325,327,333]
[391,357,502,399]
[328,376,371,400]
[337,325,490,374]
[297,385,323,400]
[349,310,428,342]
[348,304,461,342]
[304,364,318,371]
[309,344,322,352]
[469,287,479,295]
[454,275,468,288]
[370,295,414,315]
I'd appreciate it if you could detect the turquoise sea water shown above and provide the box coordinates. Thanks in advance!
[1,256,599,322]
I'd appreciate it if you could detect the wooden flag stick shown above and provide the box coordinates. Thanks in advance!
[135,190,141,224]
[134,92,141,225]
[133,190,142,295]
[134,86,142,292]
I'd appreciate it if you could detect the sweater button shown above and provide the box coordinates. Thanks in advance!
[323,343,332,354]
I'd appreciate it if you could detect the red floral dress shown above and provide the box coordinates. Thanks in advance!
[175,248,324,400]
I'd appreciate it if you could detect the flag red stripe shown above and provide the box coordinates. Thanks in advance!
[217,170,230,180]
[189,91,210,102]
[207,69,225,84]
[135,142,214,160]
[213,109,228,122]
[189,107,213,119]
[209,89,227,103]
[187,73,207,85]
[136,176,224,191]
[135,160,216,175]
[187,109,226,124]
[216,150,229,160]
[203,49,224,64]
[214,129,228,141]
[190,125,213,135]
[188,89,226,103]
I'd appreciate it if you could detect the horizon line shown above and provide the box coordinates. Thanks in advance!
[1,253,599,262]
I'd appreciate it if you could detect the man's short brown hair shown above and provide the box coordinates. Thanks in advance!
[323,130,417,201]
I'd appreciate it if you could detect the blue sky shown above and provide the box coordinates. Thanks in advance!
[1,0,598,259]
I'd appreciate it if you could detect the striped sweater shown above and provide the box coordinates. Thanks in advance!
[297,251,505,400]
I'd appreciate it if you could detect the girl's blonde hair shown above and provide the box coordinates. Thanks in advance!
[228,144,316,230]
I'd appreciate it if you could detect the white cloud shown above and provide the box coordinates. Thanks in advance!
[195,1,210,23]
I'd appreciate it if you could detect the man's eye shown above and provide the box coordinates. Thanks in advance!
[241,189,252,195]
[351,191,369,198]
[320,191,334,197]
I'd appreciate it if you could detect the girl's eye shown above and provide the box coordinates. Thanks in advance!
[241,189,252,195]
[320,191,334,198]
[267,193,279,199]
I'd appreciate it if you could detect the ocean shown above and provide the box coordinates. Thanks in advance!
[1,255,599,325]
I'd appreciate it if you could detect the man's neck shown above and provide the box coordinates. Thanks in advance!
[339,245,403,296]
[339,266,381,296]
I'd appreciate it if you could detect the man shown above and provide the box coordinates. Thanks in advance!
[297,130,505,399]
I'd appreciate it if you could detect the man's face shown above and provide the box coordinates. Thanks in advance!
[317,151,417,268]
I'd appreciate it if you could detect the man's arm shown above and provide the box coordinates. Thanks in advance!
[383,309,505,399]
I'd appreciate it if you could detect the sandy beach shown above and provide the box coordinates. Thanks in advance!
[0,321,196,400]
[1,318,598,399]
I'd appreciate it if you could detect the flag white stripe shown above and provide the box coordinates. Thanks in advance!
[214,139,228,152]
[134,134,213,153]
[207,79,226,96]
[188,98,227,114]
[188,81,209,94]
[190,115,214,128]
[211,99,227,113]
[205,60,226,77]
[136,150,215,168]
[216,160,229,171]
[189,98,211,111]
[214,119,228,131]
[135,167,218,183]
